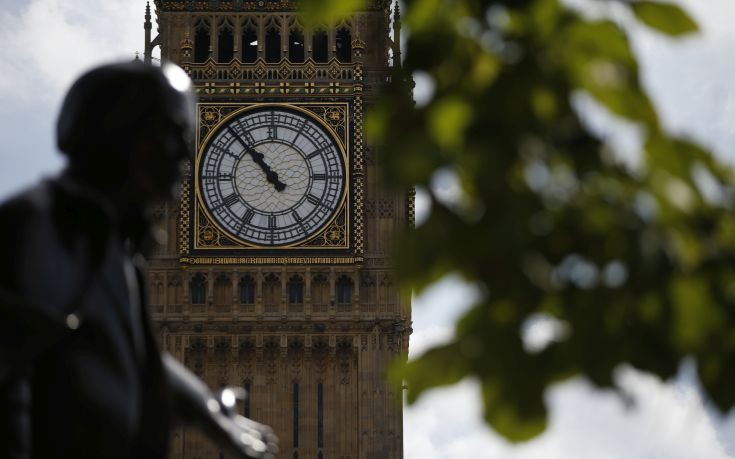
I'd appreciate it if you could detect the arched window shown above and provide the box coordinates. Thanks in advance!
[263,273,280,313]
[288,276,304,304]
[213,273,230,305]
[190,273,207,305]
[218,23,234,63]
[194,22,210,63]
[242,26,257,63]
[289,28,304,63]
[336,275,353,313]
[265,27,281,63]
[312,29,328,63]
[239,275,255,304]
[360,273,376,312]
[379,274,394,310]
[336,27,352,62]
[311,274,329,313]
[336,275,353,304]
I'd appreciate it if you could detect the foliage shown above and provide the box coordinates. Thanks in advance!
[371,0,735,443]
[305,0,735,442]
[298,0,367,27]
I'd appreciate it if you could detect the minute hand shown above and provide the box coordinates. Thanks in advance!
[227,127,286,191]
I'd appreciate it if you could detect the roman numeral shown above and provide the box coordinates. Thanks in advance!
[202,174,233,181]
[243,208,255,224]
[292,211,307,234]
[222,194,239,207]
[307,149,323,160]
[290,119,307,146]
[306,194,320,206]
[268,215,277,229]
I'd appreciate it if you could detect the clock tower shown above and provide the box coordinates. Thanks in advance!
[144,1,411,458]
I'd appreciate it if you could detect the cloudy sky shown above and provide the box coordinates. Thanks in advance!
[1,0,734,458]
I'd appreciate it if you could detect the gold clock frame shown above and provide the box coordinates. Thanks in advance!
[180,101,362,265]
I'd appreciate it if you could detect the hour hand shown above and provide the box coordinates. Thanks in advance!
[248,149,286,191]
[227,127,286,191]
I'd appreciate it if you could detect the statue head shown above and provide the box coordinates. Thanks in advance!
[57,62,196,204]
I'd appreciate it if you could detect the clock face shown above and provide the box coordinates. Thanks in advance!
[198,106,347,246]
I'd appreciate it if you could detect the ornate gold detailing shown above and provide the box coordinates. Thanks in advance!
[155,0,388,12]
[186,102,362,263]
[193,81,355,96]
[179,163,191,256]
[353,84,365,256]
[187,58,356,84]
[180,256,362,265]
[407,187,416,229]
[351,38,366,51]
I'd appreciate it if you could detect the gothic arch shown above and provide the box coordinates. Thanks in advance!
[240,17,258,63]
[193,18,210,63]
[217,19,235,63]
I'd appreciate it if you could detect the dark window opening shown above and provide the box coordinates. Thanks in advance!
[194,26,210,63]
[263,273,280,312]
[317,383,324,448]
[293,383,300,448]
[336,275,353,304]
[190,273,206,304]
[312,30,328,63]
[265,27,281,63]
[289,29,304,63]
[240,276,255,304]
[336,28,352,63]
[288,276,304,304]
[244,381,251,418]
[242,28,258,62]
[218,26,234,63]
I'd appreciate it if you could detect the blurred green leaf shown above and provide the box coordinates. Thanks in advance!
[376,0,735,442]
[631,1,698,36]
[298,0,366,27]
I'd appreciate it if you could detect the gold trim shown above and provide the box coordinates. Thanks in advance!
[181,256,363,265]
[193,102,351,250]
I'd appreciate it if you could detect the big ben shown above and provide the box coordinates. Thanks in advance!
[143,1,411,458]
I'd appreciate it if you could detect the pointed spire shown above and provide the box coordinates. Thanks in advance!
[392,0,402,68]
[144,1,153,64]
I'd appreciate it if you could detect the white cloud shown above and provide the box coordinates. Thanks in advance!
[0,0,147,100]
[0,0,149,197]
[405,369,735,459]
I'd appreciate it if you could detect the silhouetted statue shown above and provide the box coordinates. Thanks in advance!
[0,62,277,459]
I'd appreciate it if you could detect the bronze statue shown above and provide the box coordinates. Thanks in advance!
[0,62,277,459]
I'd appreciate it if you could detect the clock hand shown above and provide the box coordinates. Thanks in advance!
[227,127,287,191]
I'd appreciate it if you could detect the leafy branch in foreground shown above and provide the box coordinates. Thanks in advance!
[366,0,735,442]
